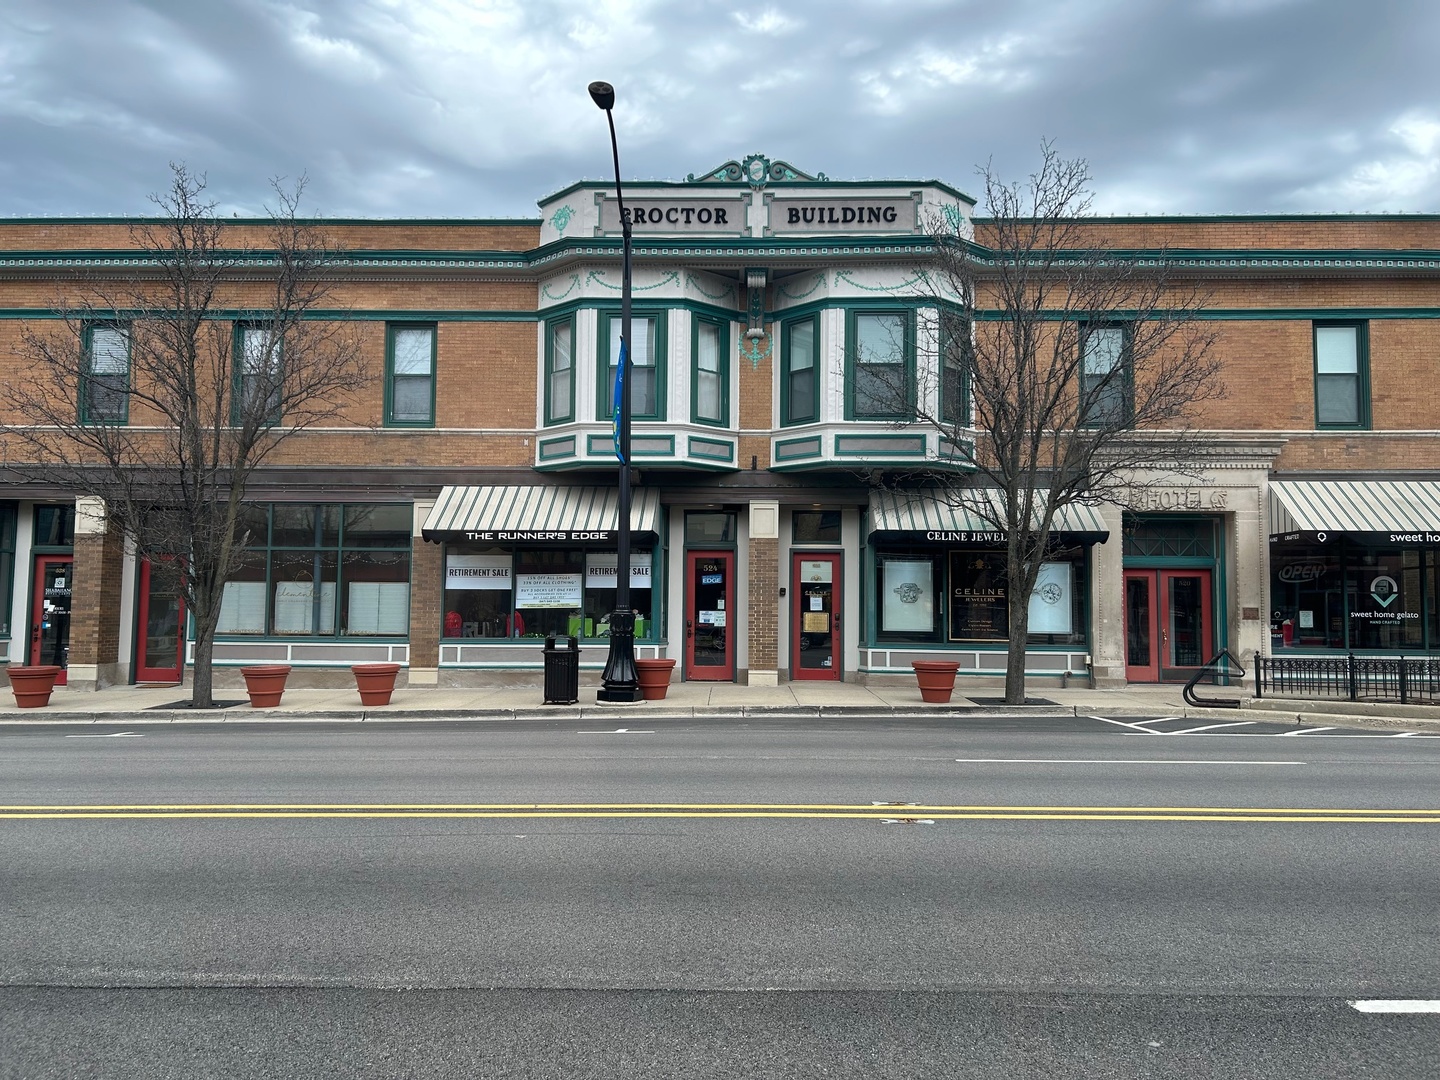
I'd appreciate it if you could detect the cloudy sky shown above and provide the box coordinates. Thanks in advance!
[2,0,1437,220]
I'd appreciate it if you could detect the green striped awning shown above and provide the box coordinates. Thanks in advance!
[421,485,660,543]
[1269,480,1440,541]
[868,490,1109,543]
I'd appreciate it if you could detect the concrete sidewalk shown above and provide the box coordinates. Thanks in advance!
[4,676,1440,729]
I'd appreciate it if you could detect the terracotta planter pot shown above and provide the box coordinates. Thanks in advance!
[352,662,402,707]
[634,657,676,701]
[912,660,962,704]
[240,664,291,708]
[7,665,62,708]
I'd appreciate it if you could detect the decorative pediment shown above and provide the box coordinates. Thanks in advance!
[686,153,828,188]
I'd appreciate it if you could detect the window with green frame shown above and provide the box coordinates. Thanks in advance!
[596,309,665,421]
[544,316,575,424]
[386,323,436,426]
[848,309,913,419]
[82,324,130,425]
[939,312,969,425]
[232,324,282,425]
[1079,323,1133,428]
[217,503,412,636]
[1314,321,1370,429]
[780,314,818,425]
[692,315,729,426]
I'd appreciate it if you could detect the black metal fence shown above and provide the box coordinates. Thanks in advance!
[1255,654,1440,705]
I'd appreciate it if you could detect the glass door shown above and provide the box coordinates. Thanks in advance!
[1124,569,1213,683]
[30,555,73,684]
[791,553,840,680]
[685,550,734,681]
[136,558,185,683]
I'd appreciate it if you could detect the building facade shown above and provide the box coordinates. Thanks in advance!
[2,154,1438,691]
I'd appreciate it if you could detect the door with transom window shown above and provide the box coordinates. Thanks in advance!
[1124,569,1213,683]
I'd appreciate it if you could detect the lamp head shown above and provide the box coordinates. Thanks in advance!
[588,81,616,111]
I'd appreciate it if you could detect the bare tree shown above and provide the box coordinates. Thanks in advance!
[6,164,370,707]
[896,144,1225,703]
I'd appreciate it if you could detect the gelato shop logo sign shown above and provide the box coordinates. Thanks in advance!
[1370,575,1399,607]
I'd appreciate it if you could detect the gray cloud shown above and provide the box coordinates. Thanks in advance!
[0,0,1435,219]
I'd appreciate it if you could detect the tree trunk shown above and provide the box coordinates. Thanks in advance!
[1004,584,1029,704]
[190,624,215,708]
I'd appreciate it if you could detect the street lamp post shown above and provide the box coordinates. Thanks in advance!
[589,80,641,704]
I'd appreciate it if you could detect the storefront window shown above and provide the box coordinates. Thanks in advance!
[1270,539,1433,651]
[218,503,411,636]
[875,543,1089,646]
[443,543,656,640]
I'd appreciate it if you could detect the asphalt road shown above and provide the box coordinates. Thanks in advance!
[3,714,1439,1078]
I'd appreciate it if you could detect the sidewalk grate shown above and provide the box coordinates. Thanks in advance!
[145,699,248,710]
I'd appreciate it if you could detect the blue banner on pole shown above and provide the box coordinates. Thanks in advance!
[612,338,627,464]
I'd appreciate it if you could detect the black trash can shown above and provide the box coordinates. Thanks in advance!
[542,634,580,704]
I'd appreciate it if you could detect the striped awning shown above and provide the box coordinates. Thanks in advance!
[869,490,1110,544]
[1269,480,1440,542]
[421,485,660,543]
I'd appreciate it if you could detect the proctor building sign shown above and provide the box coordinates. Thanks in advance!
[597,195,749,236]
[764,195,919,236]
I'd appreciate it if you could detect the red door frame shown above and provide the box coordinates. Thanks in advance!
[30,554,74,685]
[1124,569,1213,683]
[684,550,735,681]
[791,552,841,681]
[135,558,185,684]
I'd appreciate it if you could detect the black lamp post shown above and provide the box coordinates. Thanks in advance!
[590,80,641,704]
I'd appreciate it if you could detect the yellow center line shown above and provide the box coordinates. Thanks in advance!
[5,802,1440,814]
[1,803,1438,823]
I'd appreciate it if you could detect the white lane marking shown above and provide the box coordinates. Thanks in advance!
[1350,1000,1440,1013]
[577,728,654,734]
[64,732,144,738]
[880,818,935,825]
[954,758,1303,765]
[1169,721,1258,734]
[1281,726,1335,736]
[1090,716,1162,732]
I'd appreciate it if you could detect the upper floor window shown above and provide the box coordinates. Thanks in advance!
[693,315,728,426]
[598,310,664,422]
[1314,322,1369,429]
[545,317,574,425]
[386,324,435,426]
[940,316,969,426]
[83,324,129,425]
[234,325,281,425]
[849,310,913,419]
[781,314,818,426]
[1079,324,1132,428]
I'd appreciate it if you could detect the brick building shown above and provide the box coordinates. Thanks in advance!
[2,154,1438,691]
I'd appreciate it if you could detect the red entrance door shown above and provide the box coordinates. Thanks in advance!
[791,553,841,680]
[136,558,185,683]
[685,550,734,681]
[1124,569,1213,683]
[30,555,73,685]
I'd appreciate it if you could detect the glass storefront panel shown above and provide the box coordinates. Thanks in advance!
[443,543,656,640]
[1270,539,1433,651]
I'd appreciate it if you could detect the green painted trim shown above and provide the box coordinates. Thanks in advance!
[536,435,577,460]
[543,314,575,425]
[686,435,736,462]
[779,313,819,426]
[383,322,437,428]
[691,313,730,426]
[845,308,915,421]
[631,434,677,456]
[595,308,668,422]
[584,431,676,457]
[1313,320,1372,431]
[774,434,824,461]
[833,432,928,457]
